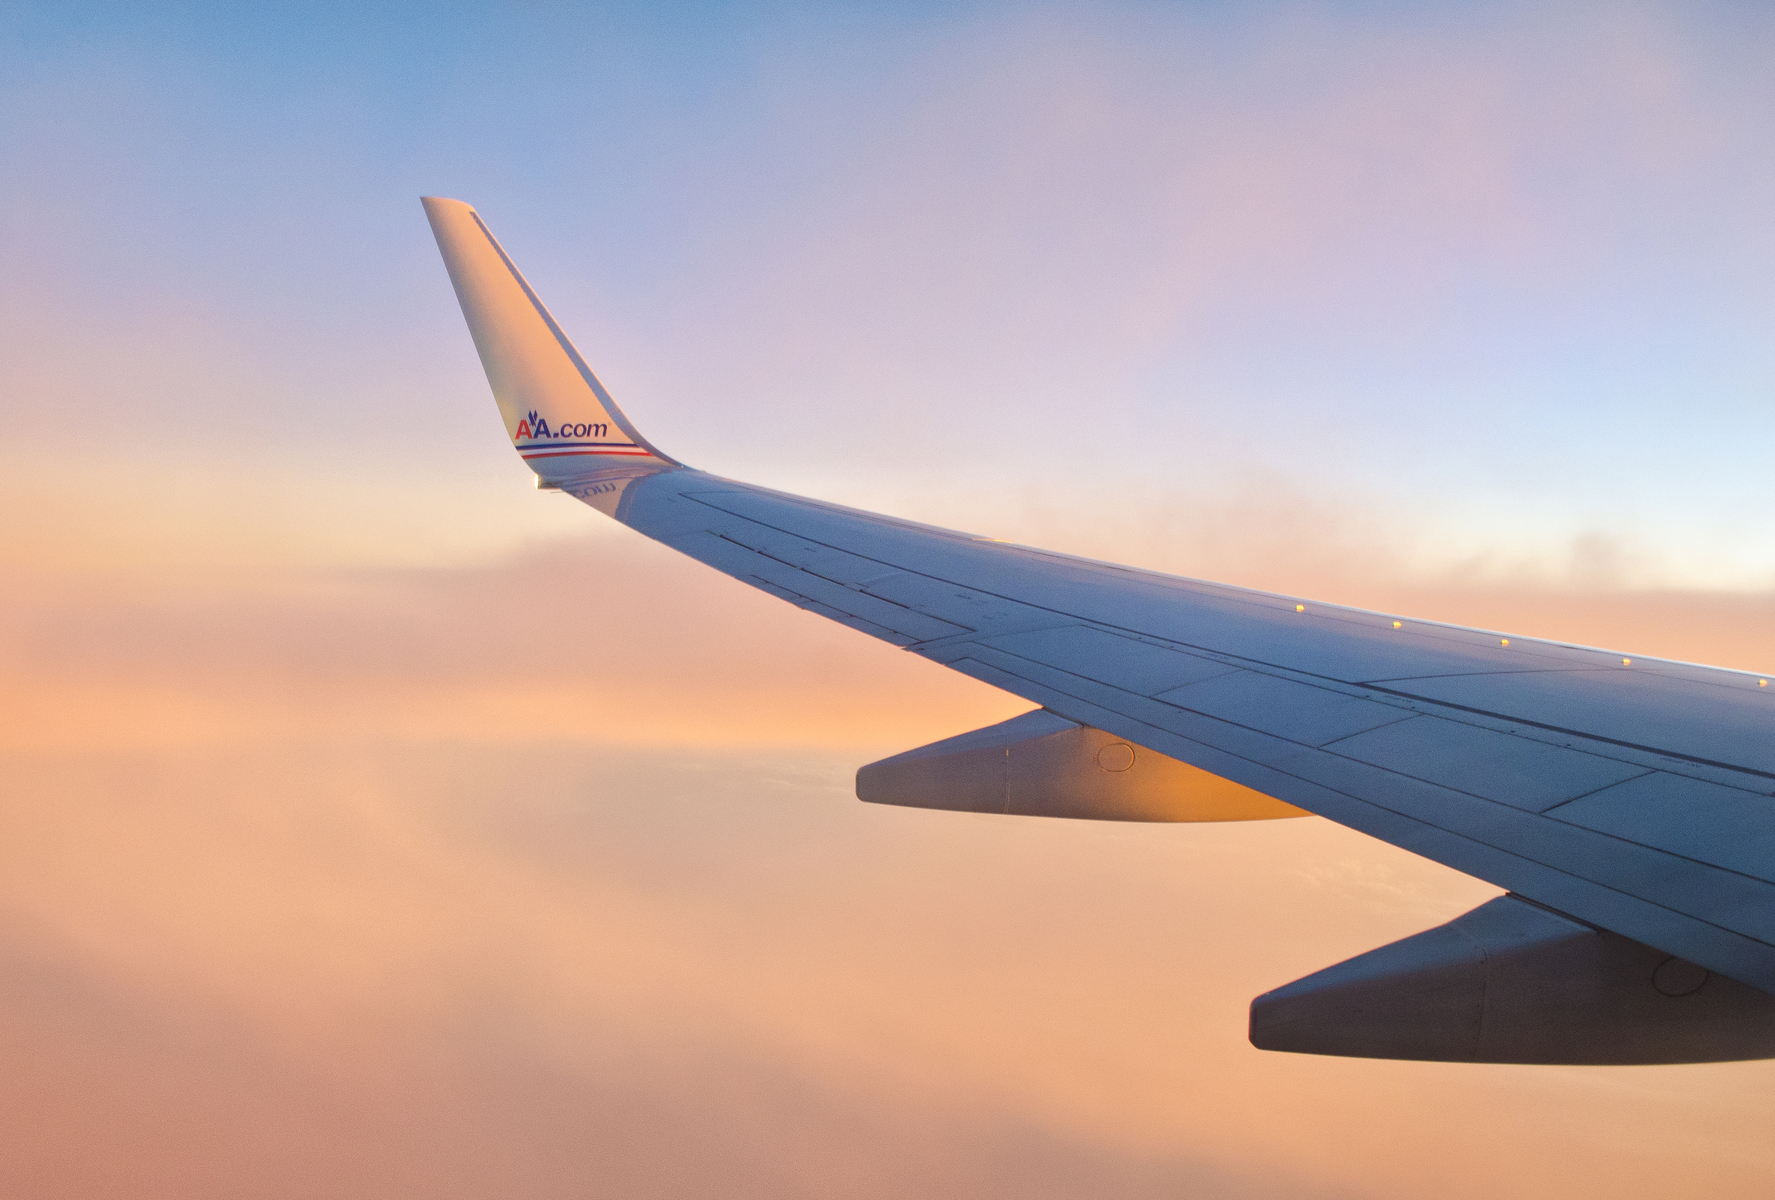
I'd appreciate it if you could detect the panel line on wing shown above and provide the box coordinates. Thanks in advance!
[944,655,1775,988]
[1362,682,1775,784]
[953,646,1775,952]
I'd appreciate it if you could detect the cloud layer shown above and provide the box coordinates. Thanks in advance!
[7,740,1774,1200]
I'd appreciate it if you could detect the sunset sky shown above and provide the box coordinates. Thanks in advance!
[5,4,1775,1198]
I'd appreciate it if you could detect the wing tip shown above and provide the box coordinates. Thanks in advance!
[420,195,475,216]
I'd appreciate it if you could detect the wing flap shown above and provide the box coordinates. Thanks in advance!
[1328,717,1652,812]
[1552,773,1775,885]
[1379,670,1775,776]
[982,626,1237,695]
[1154,670,1414,746]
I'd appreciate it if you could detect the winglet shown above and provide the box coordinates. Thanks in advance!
[421,197,678,490]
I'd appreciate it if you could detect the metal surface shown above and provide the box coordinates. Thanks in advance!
[858,710,1307,822]
[1250,895,1775,1064]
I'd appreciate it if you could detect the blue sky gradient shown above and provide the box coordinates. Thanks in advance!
[7,3,1775,583]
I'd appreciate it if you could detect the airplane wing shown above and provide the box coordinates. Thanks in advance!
[423,196,1775,1065]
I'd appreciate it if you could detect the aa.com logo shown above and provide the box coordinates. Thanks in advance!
[514,409,609,441]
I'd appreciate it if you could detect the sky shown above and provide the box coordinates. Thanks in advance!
[4,3,1775,1198]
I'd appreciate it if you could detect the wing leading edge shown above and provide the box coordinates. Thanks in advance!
[425,199,1775,1057]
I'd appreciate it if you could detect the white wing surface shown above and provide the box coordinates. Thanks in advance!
[424,198,1775,1062]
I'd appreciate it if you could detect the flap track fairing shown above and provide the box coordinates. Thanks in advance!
[857,710,1307,823]
[1251,894,1775,1064]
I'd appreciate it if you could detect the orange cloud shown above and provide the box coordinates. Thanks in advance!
[0,531,1030,753]
[10,507,1775,756]
[3,739,1771,1200]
